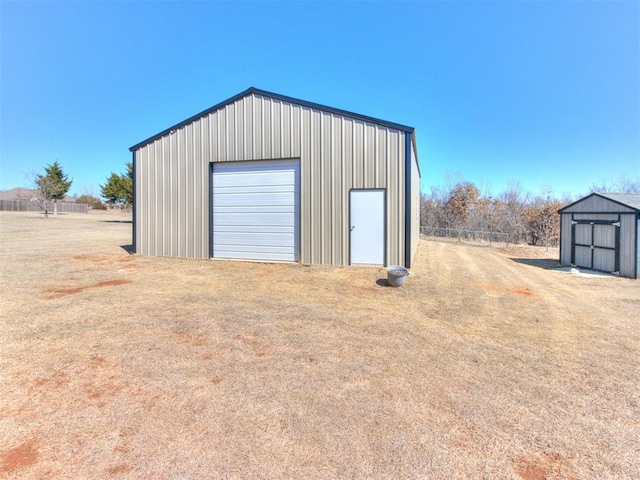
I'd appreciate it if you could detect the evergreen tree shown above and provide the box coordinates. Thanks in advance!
[100,162,133,207]
[34,161,72,216]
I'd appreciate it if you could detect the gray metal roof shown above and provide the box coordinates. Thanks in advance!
[597,192,640,211]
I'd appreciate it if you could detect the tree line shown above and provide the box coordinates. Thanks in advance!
[31,161,638,245]
[31,161,133,215]
[421,175,640,248]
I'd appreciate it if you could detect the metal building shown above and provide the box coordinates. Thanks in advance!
[558,193,640,278]
[129,88,421,267]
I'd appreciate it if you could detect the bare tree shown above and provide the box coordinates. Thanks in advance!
[524,199,562,250]
[588,176,640,194]
[616,176,640,194]
[496,181,529,244]
[444,181,480,229]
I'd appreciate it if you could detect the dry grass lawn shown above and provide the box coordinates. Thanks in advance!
[1,211,638,479]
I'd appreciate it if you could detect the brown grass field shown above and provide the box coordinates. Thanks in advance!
[1,211,638,479]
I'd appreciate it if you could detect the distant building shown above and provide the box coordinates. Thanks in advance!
[558,193,640,279]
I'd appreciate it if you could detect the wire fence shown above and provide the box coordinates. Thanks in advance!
[420,226,521,245]
[421,226,560,248]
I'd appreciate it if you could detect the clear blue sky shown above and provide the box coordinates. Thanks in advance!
[1,1,638,199]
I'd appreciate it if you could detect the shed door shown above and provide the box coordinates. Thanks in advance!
[211,159,299,261]
[350,189,385,265]
[571,221,619,273]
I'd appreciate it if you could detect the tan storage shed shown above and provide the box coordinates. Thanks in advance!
[129,88,421,268]
[558,193,640,278]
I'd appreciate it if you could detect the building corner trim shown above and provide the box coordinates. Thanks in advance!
[404,132,412,269]
[132,151,137,254]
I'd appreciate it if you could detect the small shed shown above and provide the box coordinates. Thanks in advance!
[129,87,421,267]
[558,193,640,278]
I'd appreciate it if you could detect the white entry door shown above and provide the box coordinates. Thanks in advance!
[350,189,385,265]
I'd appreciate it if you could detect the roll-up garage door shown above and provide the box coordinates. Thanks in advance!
[211,159,300,261]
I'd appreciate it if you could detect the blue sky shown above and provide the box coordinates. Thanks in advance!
[1,0,638,199]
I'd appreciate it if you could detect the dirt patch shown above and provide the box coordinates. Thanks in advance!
[107,463,132,475]
[33,370,70,389]
[0,441,39,475]
[45,278,133,298]
[516,453,564,480]
[517,457,547,480]
[84,376,123,400]
[512,287,534,297]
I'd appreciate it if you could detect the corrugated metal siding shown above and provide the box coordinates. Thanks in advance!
[134,92,408,265]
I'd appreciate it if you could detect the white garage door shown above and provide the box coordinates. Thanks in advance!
[211,159,300,261]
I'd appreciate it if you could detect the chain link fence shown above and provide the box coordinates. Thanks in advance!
[420,226,520,245]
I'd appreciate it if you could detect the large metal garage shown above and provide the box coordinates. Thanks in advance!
[558,193,640,279]
[129,87,421,267]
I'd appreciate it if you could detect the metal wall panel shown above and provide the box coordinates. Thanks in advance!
[134,92,409,265]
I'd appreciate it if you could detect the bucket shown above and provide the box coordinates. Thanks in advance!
[387,265,409,287]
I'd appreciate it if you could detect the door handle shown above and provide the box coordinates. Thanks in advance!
[350,225,355,232]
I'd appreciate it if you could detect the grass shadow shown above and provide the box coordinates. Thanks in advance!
[120,244,135,255]
[101,220,132,224]
[376,278,391,287]
[510,258,562,270]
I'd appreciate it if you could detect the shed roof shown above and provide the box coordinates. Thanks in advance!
[130,87,415,152]
[559,192,640,213]
[597,192,640,211]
